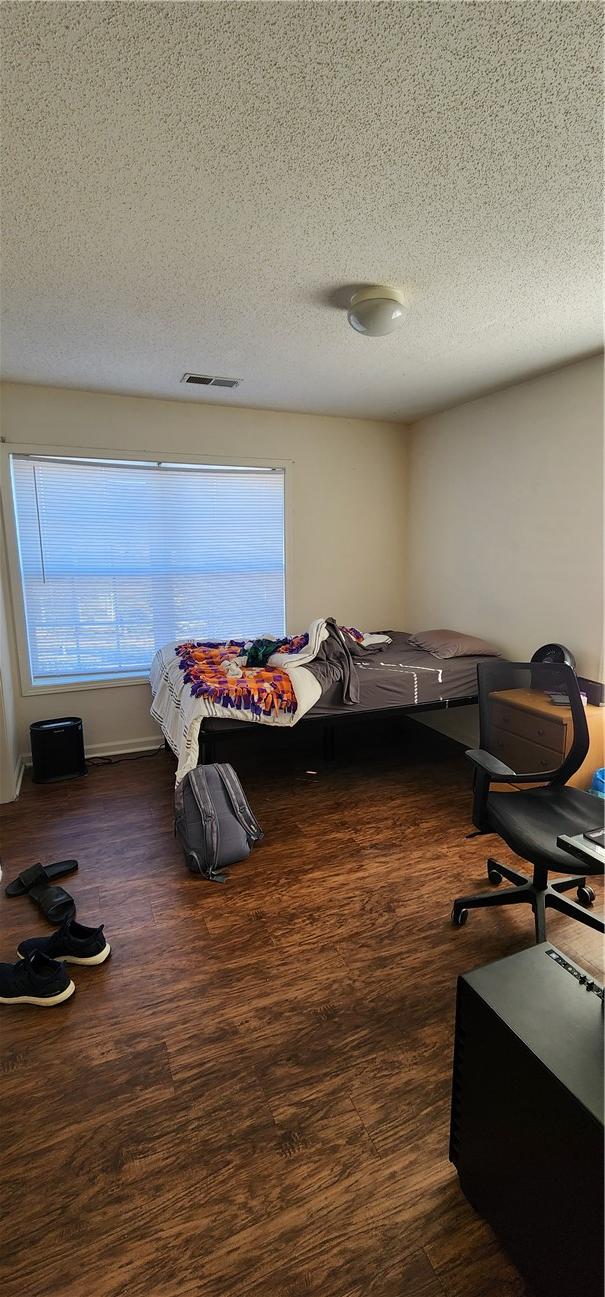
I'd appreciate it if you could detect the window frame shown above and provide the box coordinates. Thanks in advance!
[1,442,293,696]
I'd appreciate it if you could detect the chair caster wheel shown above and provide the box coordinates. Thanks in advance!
[577,885,595,907]
[451,906,469,927]
[487,867,502,885]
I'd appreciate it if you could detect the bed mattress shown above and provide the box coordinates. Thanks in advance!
[201,632,480,730]
[310,630,480,713]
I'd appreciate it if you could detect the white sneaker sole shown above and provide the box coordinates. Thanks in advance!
[17,942,111,966]
[0,980,75,1006]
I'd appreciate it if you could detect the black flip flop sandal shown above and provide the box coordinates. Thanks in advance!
[5,861,77,925]
[5,859,78,896]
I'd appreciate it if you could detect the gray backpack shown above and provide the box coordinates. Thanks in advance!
[174,763,264,883]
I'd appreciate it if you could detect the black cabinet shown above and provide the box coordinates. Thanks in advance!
[450,943,604,1297]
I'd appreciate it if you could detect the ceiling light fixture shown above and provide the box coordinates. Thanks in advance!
[347,286,406,337]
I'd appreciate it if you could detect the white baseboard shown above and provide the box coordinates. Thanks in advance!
[14,753,25,796]
[21,734,163,768]
[0,752,25,802]
[85,735,163,759]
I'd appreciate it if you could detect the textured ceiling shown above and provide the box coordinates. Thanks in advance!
[1,2,602,421]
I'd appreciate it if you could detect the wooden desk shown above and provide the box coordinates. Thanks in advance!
[488,688,604,790]
[557,831,605,873]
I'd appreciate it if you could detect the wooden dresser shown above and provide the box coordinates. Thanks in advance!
[489,688,605,790]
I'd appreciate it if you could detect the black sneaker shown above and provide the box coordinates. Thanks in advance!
[17,918,111,966]
[0,951,75,1006]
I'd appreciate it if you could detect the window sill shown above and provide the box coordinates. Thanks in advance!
[21,674,149,697]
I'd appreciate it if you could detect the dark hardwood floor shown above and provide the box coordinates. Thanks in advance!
[0,718,602,1297]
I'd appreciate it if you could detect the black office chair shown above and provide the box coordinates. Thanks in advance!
[451,660,604,942]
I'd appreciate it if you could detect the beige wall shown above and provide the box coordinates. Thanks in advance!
[405,355,605,745]
[0,384,21,796]
[0,534,21,800]
[0,383,408,760]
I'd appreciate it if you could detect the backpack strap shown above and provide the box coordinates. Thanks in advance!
[214,764,264,845]
[188,767,221,878]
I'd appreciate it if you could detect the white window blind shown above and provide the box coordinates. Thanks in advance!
[10,455,286,685]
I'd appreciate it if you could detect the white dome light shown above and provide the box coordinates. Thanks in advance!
[347,286,406,337]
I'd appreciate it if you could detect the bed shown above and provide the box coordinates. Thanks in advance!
[150,623,488,780]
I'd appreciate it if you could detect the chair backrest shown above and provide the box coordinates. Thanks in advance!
[477,660,590,785]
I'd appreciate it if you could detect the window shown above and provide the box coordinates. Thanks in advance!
[10,455,286,686]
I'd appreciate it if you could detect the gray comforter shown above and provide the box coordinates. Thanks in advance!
[304,618,387,704]
[308,630,484,715]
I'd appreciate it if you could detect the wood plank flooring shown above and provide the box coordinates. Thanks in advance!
[0,718,602,1297]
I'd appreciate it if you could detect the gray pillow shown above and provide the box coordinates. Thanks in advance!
[409,629,500,659]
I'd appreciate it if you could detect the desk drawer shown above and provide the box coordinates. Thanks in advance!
[491,727,565,777]
[490,700,565,752]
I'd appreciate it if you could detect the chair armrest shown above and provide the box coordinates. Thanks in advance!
[465,748,516,780]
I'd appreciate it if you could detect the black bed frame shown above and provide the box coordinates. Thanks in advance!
[197,693,478,764]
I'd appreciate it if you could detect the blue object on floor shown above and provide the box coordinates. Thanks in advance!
[590,767,605,799]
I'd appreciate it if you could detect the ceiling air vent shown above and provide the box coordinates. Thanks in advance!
[181,373,240,389]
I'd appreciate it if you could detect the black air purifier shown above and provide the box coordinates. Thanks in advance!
[30,717,87,783]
